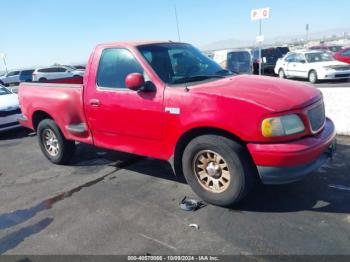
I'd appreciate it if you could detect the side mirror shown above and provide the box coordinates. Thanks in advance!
[125,73,145,91]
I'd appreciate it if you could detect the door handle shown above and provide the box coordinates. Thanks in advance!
[89,99,100,107]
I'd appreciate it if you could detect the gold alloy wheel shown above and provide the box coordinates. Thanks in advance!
[192,150,231,193]
[42,129,60,157]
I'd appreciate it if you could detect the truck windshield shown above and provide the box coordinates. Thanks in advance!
[305,52,335,63]
[137,43,232,85]
[0,86,11,95]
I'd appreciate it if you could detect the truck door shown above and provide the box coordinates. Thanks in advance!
[84,48,164,157]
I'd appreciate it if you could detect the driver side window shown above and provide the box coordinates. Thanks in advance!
[294,54,306,63]
[97,48,144,89]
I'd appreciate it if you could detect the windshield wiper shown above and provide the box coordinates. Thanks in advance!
[173,75,224,84]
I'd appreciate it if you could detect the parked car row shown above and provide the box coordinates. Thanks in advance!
[209,43,350,83]
[0,65,85,86]
[211,46,290,75]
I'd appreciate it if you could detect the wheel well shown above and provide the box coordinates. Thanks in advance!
[173,127,244,177]
[308,69,316,76]
[32,111,53,131]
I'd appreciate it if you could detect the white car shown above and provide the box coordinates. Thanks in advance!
[32,66,85,82]
[274,50,350,83]
[0,85,22,132]
[0,70,21,86]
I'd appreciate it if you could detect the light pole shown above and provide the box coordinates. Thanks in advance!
[251,8,270,75]
[259,19,262,75]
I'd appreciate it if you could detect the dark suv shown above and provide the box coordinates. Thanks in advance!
[252,47,289,75]
[19,69,35,82]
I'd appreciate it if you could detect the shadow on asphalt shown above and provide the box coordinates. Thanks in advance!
[0,128,34,141]
[0,217,53,254]
[112,142,350,215]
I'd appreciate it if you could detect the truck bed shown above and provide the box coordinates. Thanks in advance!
[18,82,93,144]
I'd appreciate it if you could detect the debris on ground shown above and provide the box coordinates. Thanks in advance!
[179,196,206,211]
[188,223,199,230]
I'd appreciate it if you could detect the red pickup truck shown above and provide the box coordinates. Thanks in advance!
[18,41,336,206]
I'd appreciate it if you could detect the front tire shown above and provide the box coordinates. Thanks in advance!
[37,119,75,164]
[182,135,255,207]
[308,70,318,83]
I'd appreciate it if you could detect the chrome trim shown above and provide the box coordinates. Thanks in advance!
[96,85,135,92]
[307,101,326,134]
[21,82,82,88]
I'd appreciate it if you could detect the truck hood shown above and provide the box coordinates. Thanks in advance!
[190,75,321,112]
[0,93,19,110]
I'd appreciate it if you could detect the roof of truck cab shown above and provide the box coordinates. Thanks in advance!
[96,40,184,49]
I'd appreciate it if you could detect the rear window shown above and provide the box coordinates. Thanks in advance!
[74,65,85,70]
[262,48,284,64]
[38,68,50,73]
[277,47,290,55]
[228,51,251,62]
[38,67,67,73]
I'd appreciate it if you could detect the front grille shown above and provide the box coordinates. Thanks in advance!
[333,66,350,71]
[308,102,325,132]
[335,74,350,78]
[0,108,21,117]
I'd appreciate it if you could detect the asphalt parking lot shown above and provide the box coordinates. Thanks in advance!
[0,128,349,255]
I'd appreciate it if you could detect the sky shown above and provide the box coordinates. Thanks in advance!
[1,0,349,69]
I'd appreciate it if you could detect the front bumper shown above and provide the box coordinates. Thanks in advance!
[247,118,336,184]
[318,70,350,80]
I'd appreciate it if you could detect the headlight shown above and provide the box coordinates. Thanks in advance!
[261,114,305,137]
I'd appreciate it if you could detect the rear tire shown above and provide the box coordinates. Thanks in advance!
[37,119,75,165]
[181,135,255,207]
[278,68,286,79]
[39,78,47,82]
[308,70,318,83]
